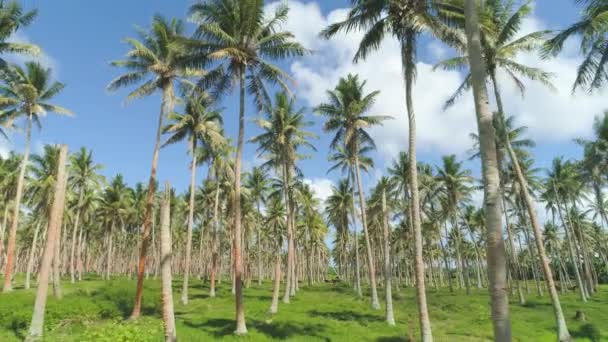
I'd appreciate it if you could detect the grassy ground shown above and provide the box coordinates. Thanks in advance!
[0,275,605,341]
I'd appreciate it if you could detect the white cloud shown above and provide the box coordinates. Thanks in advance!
[303,177,334,209]
[273,1,608,164]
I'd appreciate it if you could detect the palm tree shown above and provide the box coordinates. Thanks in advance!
[107,15,196,319]
[371,176,396,325]
[316,74,390,310]
[436,155,475,294]
[0,62,71,292]
[244,166,269,286]
[438,6,567,327]
[0,1,39,70]
[543,0,608,91]
[321,3,456,336]
[27,145,68,341]
[251,91,316,304]
[464,0,511,339]
[186,2,307,333]
[68,147,103,283]
[265,195,285,314]
[326,179,353,282]
[163,92,224,305]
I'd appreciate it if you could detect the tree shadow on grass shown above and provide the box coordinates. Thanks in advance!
[308,309,382,326]
[572,323,601,342]
[375,337,409,342]
[250,320,328,340]
[183,318,234,337]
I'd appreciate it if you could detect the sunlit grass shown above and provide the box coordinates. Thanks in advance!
[0,275,605,341]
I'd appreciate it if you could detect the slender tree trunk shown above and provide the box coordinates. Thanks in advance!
[382,189,395,326]
[269,253,281,314]
[210,179,221,298]
[25,221,43,290]
[106,221,114,281]
[232,66,247,335]
[282,164,294,304]
[130,82,174,320]
[3,116,32,293]
[70,191,84,283]
[354,152,380,310]
[26,145,68,341]
[464,2,511,339]
[160,183,177,342]
[181,137,197,305]
[257,202,263,286]
[401,35,433,340]
[52,223,63,299]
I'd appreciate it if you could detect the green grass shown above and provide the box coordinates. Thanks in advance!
[0,276,605,341]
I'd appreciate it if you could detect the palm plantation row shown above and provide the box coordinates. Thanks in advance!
[0,0,607,341]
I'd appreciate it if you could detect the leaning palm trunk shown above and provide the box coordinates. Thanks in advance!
[401,33,433,340]
[282,164,294,304]
[52,221,63,299]
[210,179,221,297]
[269,253,281,314]
[27,145,68,341]
[502,196,526,305]
[464,1,511,340]
[130,82,174,320]
[382,189,395,326]
[3,116,33,293]
[508,144,570,341]
[233,66,247,334]
[354,153,380,310]
[69,191,84,283]
[491,68,571,340]
[25,221,43,290]
[160,183,177,342]
[181,137,198,305]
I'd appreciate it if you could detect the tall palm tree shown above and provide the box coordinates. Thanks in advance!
[68,147,103,284]
[108,15,196,319]
[163,92,224,305]
[321,3,457,336]
[187,2,307,333]
[438,6,566,326]
[371,176,396,325]
[543,0,608,91]
[265,195,285,314]
[464,0,511,339]
[316,74,390,310]
[0,1,39,70]
[244,166,269,286]
[326,179,353,281]
[0,62,71,292]
[251,91,316,304]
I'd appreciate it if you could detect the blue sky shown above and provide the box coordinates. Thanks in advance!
[1,0,597,203]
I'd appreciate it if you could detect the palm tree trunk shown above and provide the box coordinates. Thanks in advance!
[350,184,363,297]
[210,178,221,298]
[382,189,395,326]
[464,2,511,339]
[233,66,247,335]
[70,191,84,283]
[502,197,526,305]
[27,145,68,341]
[354,152,380,310]
[269,253,281,314]
[25,221,43,290]
[282,164,294,304]
[130,82,174,320]
[3,116,32,293]
[257,202,263,286]
[400,33,433,340]
[159,183,176,342]
[492,65,570,337]
[181,137,197,305]
[106,221,114,280]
